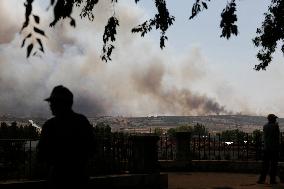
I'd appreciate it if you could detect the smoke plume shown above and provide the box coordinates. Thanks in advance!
[0,0,228,117]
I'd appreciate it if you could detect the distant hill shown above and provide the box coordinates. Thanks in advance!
[89,115,284,133]
[1,114,283,133]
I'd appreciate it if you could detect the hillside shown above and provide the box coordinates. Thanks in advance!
[1,115,283,133]
[90,115,284,133]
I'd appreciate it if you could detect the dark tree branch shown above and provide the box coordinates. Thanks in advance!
[101,16,119,62]
[21,0,45,58]
[21,0,33,32]
[220,0,238,39]
[132,0,175,49]
[253,0,284,70]
[19,0,284,70]
[189,0,211,19]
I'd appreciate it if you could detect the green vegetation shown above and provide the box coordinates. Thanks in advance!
[193,123,208,136]
[0,122,40,179]
[94,122,111,134]
[153,127,164,135]
[167,123,208,137]
[220,129,246,142]
[0,121,40,139]
[252,129,262,143]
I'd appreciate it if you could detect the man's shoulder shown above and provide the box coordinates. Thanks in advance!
[41,117,56,133]
[263,122,279,131]
[72,112,90,124]
[43,117,56,126]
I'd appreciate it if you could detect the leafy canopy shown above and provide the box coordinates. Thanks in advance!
[166,123,208,137]
[20,0,283,70]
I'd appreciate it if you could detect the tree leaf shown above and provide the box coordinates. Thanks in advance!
[202,2,208,9]
[190,0,211,20]
[33,14,40,24]
[70,18,76,27]
[220,0,238,39]
[80,0,98,21]
[34,27,46,36]
[26,43,34,58]
[36,38,44,52]
[21,0,33,32]
[21,33,32,48]
[21,40,26,48]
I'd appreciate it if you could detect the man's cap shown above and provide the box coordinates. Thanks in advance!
[267,114,278,120]
[45,85,73,103]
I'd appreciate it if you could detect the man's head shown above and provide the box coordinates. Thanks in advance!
[267,114,278,123]
[45,85,73,116]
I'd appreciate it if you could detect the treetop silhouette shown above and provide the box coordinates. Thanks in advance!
[20,0,283,70]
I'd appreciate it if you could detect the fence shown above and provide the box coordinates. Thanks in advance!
[1,132,284,180]
[90,132,133,175]
[0,133,160,180]
[158,132,284,161]
[0,139,38,180]
[0,134,133,180]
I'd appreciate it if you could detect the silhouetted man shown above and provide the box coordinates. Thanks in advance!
[37,85,94,189]
[258,114,280,184]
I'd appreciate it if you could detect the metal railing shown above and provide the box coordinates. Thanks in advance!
[0,133,134,180]
[90,132,133,175]
[1,132,284,180]
[158,132,284,161]
[0,139,38,180]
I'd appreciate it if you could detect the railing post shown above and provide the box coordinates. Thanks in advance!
[213,137,216,158]
[29,140,32,178]
[165,134,168,160]
[193,138,196,159]
[198,134,201,160]
[175,132,192,161]
[246,134,249,160]
[208,133,211,160]
[129,134,159,173]
[203,135,206,159]
[218,134,221,160]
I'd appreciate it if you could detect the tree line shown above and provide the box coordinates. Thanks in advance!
[0,120,264,141]
[0,121,40,139]
[154,123,263,143]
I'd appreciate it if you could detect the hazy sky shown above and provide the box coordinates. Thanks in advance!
[0,0,284,117]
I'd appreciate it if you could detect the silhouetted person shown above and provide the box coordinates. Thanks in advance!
[257,114,280,184]
[37,85,94,189]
